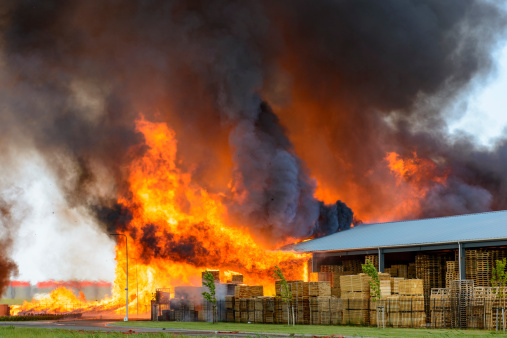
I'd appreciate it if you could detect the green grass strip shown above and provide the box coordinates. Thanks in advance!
[112,321,507,337]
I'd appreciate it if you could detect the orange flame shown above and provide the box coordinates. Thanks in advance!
[12,116,309,316]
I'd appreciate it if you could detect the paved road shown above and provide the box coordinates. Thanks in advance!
[0,319,354,337]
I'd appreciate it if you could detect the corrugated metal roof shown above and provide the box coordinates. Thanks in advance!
[291,210,507,253]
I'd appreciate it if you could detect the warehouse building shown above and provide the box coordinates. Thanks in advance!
[293,210,507,293]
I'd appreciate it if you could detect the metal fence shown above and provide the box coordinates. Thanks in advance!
[151,294,507,331]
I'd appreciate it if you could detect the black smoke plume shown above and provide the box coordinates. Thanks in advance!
[0,0,505,275]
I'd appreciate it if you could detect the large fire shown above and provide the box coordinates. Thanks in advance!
[11,117,309,316]
[10,120,451,316]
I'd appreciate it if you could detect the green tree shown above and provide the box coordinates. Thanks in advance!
[491,258,507,298]
[362,259,381,300]
[202,271,217,323]
[273,265,293,325]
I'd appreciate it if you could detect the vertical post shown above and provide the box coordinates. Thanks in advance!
[378,248,384,273]
[497,308,499,331]
[312,253,318,273]
[458,242,466,280]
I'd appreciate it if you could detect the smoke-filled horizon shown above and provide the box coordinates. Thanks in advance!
[0,0,506,292]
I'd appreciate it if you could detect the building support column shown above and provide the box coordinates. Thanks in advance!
[378,248,384,273]
[312,253,318,273]
[458,242,466,280]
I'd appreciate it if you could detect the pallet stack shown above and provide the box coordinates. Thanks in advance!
[445,261,459,288]
[234,285,263,298]
[450,280,474,329]
[390,277,405,295]
[253,297,275,323]
[202,270,220,284]
[385,265,408,278]
[231,274,244,284]
[225,295,235,322]
[342,259,363,274]
[398,280,425,327]
[430,288,451,328]
[476,251,491,287]
[490,286,507,330]
[468,287,493,329]
[365,255,378,269]
[233,285,263,323]
[340,274,371,324]
[408,263,417,279]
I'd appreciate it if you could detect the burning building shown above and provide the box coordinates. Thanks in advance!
[0,0,507,319]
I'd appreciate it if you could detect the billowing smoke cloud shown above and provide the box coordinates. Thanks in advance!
[0,0,506,279]
[0,198,18,296]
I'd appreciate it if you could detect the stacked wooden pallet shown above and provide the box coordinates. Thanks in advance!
[385,265,408,278]
[370,296,403,327]
[408,263,417,279]
[342,259,363,274]
[450,280,474,329]
[234,285,263,298]
[476,251,491,287]
[308,296,341,325]
[340,274,371,325]
[429,288,450,328]
[234,298,248,323]
[489,287,507,330]
[309,272,333,283]
[340,274,372,293]
[364,255,378,269]
[252,296,275,324]
[390,277,405,294]
[398,279,424,296]
[445,261,459,288]
[341,291,369,325]
[330,272,346,297]
[320,265,345,272]
[465,250,477,284]
[231,274,243,284]
[394,279,425,327]
[202,270,220,284]
[225,295,235,322]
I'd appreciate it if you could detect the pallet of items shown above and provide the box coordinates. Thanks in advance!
[340,274,371,325]
[253,296,275,324]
